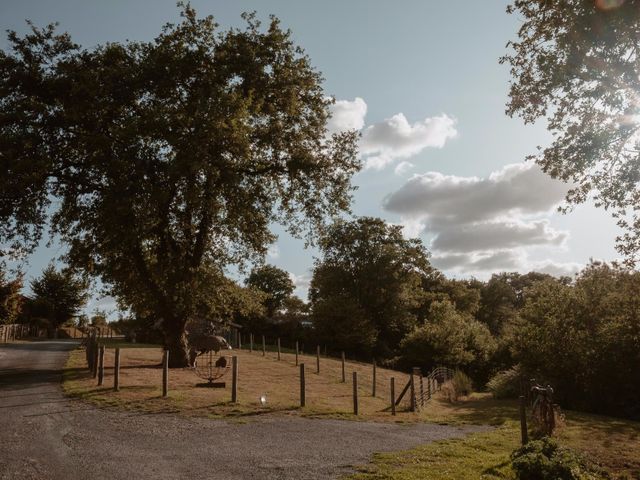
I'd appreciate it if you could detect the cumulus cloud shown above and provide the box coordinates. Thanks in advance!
[432,251,522,272]
[326,97,457,170]
[432,251,582,278]
[384,163,569,224]
[431,220,567,253]
[289,271,311,298]
[531,260,582,278]
[361,113,458,170]
[394,161,415,176]
[267,244,280,259]
[385,162,577,276]
[326,97,367,134]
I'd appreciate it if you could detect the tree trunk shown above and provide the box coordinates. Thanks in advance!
[163,318,190,368]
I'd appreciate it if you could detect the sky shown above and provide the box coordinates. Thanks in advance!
[0,0,622,314]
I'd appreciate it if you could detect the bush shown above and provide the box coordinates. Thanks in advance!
[511,437,607,480]
[441,370,473,403]
[487,365,522,399]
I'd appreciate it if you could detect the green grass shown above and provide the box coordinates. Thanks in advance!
[348,424,519,480]
[343,394,640,480]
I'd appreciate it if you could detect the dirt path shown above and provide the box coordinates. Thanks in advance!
[0,340,487,479]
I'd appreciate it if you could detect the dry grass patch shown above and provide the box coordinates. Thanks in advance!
[64,344,417,421]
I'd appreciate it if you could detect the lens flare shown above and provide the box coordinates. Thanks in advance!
[595,0,625,11]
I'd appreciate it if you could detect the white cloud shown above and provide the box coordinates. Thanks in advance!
[530,260,582,278]
[385,162,577,276]
[384,162,569,223]
[432,251,522,272]
[289,271,311,299]
[394,161,415,176]
[267,244,280,259]
[431,220,567,253]
[361,113,458,170]
[326,97,367,134]
[433,250,582,278]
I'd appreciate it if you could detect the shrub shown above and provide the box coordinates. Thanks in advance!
[487,365,522,399]
[511,437,607,480]
[442,370,473,403]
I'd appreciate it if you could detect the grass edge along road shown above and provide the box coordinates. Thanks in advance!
[62,344,640,479]
[345,402,640,480]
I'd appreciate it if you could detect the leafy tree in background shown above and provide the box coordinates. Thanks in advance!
[245,264,294,318]
[502,0,640,264]
[0,267,23,324]
[400,299,496,374]
[309,217,435,358]
[512,262,640,418]
[0,6,360,366]
[30,266,88,334]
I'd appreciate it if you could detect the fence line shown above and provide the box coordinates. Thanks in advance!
[0,324,43,343]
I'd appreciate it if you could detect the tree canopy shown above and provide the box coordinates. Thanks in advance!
[502,0,640,264]
[309,217,436,357]
[29,265,88,331]
[245,264,294,317]
[0,6,360,365]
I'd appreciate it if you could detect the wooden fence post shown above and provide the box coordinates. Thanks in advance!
[97,346,105,386]
[299,363,306,407]
[262,335,266,356]
[162,349,169,397]
[520,395,528,445]
[231,355,238,403]
[412,367,423,407]
[238,332,242,350]
[250,333,253,353]
[341,352,346,383]
[316,345,320,374]
[295,341,299,366]
[277,338,281,360]
[372,360,377,397]
[410,370,416,412]
[92,341,99,378]
[353,371,359,415]
[114,348,120,391]
[391,377,396,416]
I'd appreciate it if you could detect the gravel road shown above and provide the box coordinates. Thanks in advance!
[0,340,487,480]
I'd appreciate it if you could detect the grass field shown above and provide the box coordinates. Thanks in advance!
[64,343,414,421]
[63,343,640,479]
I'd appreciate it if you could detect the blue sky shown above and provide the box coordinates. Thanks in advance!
[1,0,621,312]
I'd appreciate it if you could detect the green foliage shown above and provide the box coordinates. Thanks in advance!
[400,300,496,371]
[487,366,523,399]
[0,267,23,324]
[442,370,474,403]
[0,6,359,366]
[29,265,89,330]
[502,0,640,264]
[512,262,640,418]
[245,264,294,318]
[511,437,606,480]
[310,217,435,357]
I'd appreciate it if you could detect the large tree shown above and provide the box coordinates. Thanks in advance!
[30,266,89,333]
[0,7,360,365]
[309,217,436,358]
[245,264,294,318]
[502,0,640,264]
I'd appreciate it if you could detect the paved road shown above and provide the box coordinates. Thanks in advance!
[0,340,487,480]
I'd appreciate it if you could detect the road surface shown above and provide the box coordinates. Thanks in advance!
[0,340,487,479]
